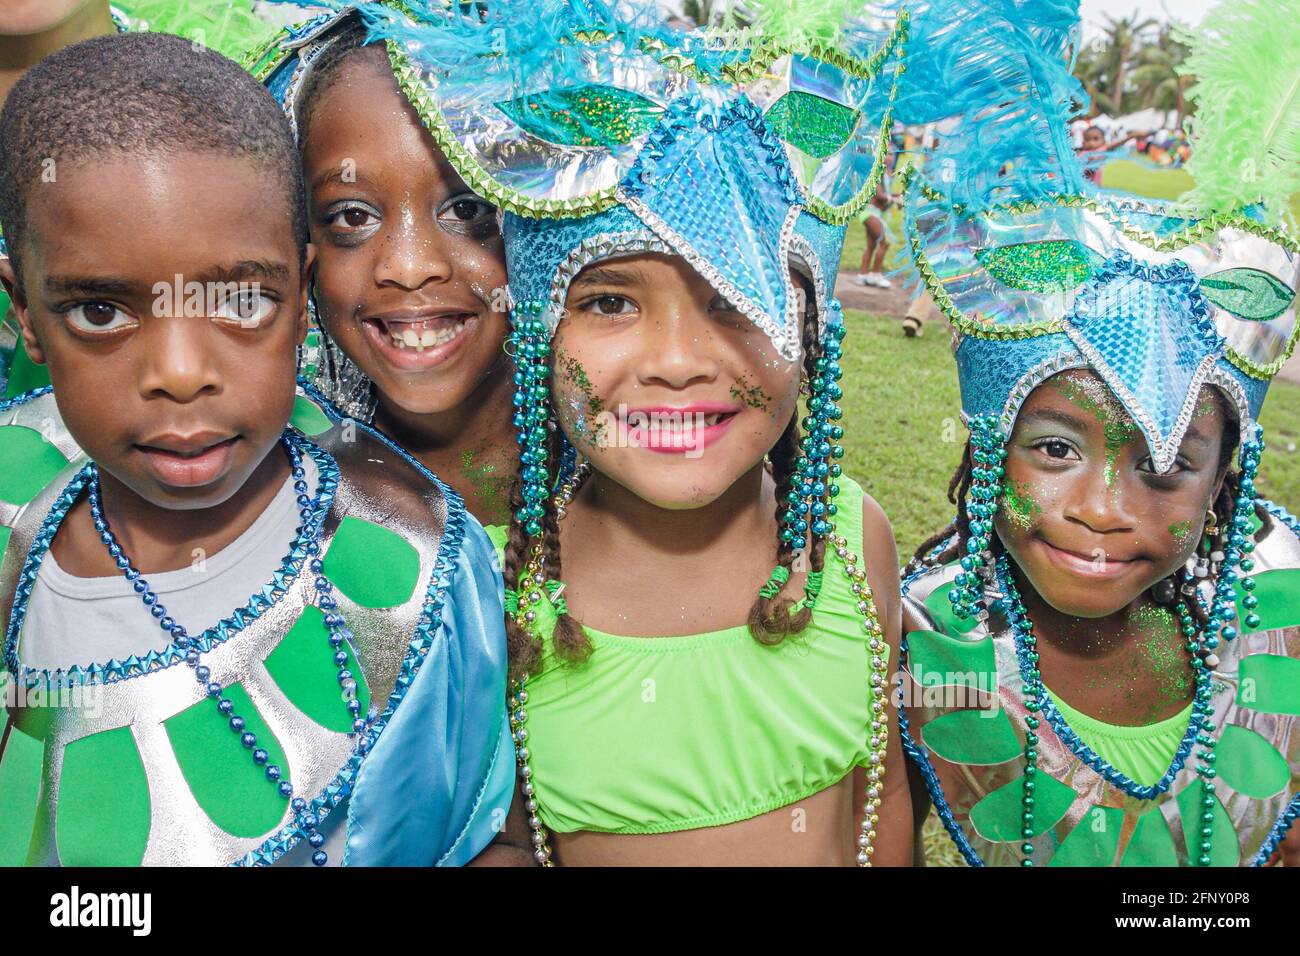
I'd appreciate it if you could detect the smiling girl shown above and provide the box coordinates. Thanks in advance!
[255,5,515,524]
[896,0,1300,867]
[393,0,915,865]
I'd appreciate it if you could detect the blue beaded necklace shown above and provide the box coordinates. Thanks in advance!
[82,431,370,865]
[996,554,1222,867]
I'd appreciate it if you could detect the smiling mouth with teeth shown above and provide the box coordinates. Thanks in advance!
[380,316,470,352]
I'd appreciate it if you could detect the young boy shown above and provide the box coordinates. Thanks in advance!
[0,1,280,397]
[0,32,512,866]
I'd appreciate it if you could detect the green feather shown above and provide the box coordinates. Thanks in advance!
[116,0,281,62]
[739,0,862,49]
[1176,0,1300,226]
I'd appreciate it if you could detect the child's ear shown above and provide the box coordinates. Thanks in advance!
[296,242,317,347]
[0,256,46,366]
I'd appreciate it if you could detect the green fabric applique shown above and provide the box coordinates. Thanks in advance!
[0,526,11,560]
[1237,653,1300,715]
[906,628,997,688]
[264,606,370,733]
[1175,779,1238,866]
[1235,568,1300,632]
[1120,808,1180,866]
[321,517,421,609]
[1051,805,1125,866]
[1199,268,1296,321]
[57,725,151,866]
[2,337,50,399]
[164,683,288,839]
[1214,724,1290,798]
[0,425,70,505]
[290,395,333,436]
[922,581,981,635]
[969,773,1076,842]
[920,708,1022,765]
[0,723,44,865]
[765,90,860,159]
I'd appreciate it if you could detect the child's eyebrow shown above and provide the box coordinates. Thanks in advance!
[571,266,646,289]
[1019,407,1094,432]
[191,260,293,284]
[311,166,372,193]
[43,275,139,298]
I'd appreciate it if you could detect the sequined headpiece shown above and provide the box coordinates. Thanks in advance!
[483,0,907,581]
[901,0,1300,647]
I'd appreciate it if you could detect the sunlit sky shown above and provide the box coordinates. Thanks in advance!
[1078,0,1218,40]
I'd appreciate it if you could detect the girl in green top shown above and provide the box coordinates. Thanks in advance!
[403,0,914,865]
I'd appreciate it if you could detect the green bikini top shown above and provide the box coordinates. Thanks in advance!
[489,475,886,835]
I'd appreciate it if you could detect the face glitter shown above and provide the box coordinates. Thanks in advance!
[1103,418,1140,487]
[1001,478,1042,530]
[1168,519,1192,543]
[729,373,773,413]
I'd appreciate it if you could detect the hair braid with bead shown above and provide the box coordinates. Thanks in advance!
[748,303,827,643]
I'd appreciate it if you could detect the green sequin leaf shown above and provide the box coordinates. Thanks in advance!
[321,516,421,609]
[0,723,44,865]
[765,90,860,160]
[495,85,662,148]
[922,581,980,635]
[1237,653,1300,715]
[1200,268,1296,321]
[976,240,1102,293]
[906,628,996,688]
[1234,568,1300,633]
[165,683,288,839]
[291,395,333,437]
[264,606,370,733]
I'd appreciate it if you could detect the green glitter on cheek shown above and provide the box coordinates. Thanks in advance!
[1168,519,1192,543]
[1001,478,1043,530]
[729,373,773,413]
[557,349,607,448]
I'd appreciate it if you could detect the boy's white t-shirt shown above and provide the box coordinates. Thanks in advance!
[18,455,348,865]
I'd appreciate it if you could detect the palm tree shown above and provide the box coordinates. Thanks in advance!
[1095,11,1159,114]
[1129,25,1193,127]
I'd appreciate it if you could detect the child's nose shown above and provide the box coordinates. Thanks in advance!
[137,316,222,402]
[636,316,720,389]
[1061,462,1138,534]
[373,210,453,291]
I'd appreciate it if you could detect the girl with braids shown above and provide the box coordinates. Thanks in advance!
[252,2,516,525]
[367,0,913,865]
[897,0,1300,866]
